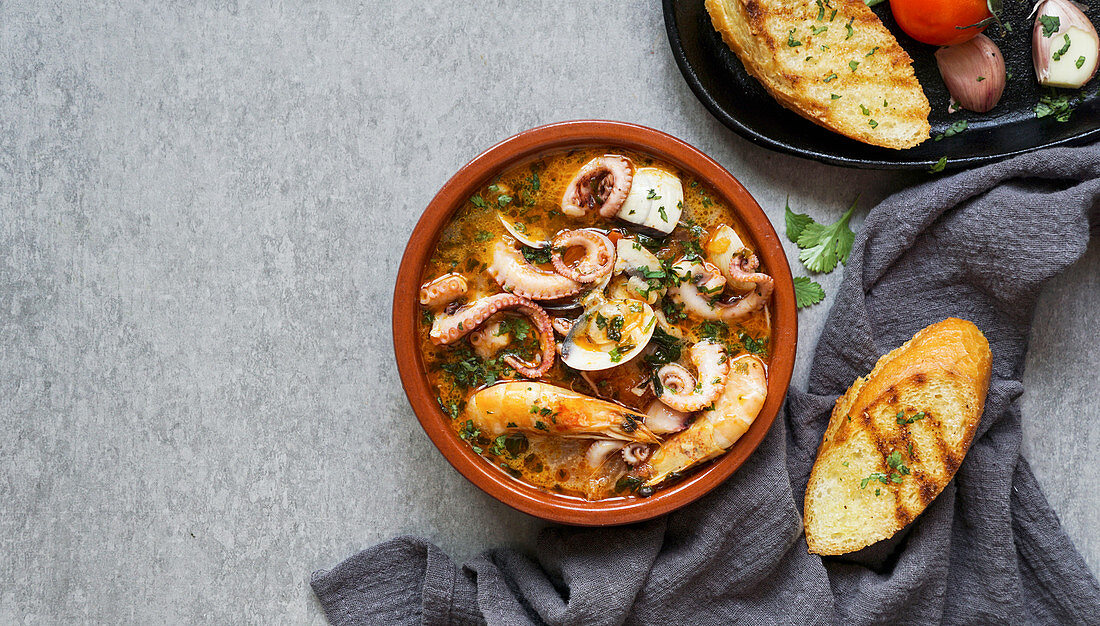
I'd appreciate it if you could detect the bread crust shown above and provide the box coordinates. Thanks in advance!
[804,318,992,555]
[705,0,931,150]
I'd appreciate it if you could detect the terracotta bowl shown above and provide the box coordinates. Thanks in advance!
[392,120,797,526]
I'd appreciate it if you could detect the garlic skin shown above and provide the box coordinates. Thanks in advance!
[1033,0,1099,88]
[935,35,1007,113]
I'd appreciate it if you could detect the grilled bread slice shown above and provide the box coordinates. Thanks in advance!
[804,318,991,556]
[705,0,931,149]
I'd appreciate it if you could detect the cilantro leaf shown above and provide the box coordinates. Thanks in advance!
[795,198,857,273]
[793,277,826,309]
[929,156,948,173]
[784,197,814,244]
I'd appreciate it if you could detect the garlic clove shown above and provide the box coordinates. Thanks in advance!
[1033,0,1099,88]
[935,34,1007,113]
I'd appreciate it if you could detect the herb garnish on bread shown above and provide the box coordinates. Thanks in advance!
[803,318,992,556]
[705,0,932,149]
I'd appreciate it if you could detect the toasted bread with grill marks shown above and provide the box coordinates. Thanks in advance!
[705,0,931,149]
[804,318,991,556]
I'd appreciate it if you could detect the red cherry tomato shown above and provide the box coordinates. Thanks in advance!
[889,0,992,46]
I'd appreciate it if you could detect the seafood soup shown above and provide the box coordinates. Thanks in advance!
[418,148,774,500]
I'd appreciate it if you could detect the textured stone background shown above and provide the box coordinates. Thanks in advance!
[1,1,1096,622]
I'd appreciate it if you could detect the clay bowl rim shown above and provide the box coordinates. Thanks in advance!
[392,120,797,526]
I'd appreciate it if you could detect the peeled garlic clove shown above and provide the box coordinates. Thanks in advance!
[935,34,1006,113]
[1032,0,1099,88]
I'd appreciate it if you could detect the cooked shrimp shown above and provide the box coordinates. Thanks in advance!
[465,382,658,443]
[644,355,767,487]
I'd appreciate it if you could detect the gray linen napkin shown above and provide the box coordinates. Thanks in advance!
[312,144,1100,625]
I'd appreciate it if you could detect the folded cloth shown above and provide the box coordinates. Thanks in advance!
[312,144,1100,625]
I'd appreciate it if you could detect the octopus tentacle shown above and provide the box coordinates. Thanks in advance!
[489,241,584,301]
[585,440,652,469]
[586,440,625,469]
[668,258,773,324]
[430,293,556,378]
[561,155,635,218]
[657,340,729,412]
[551,316,576,337]
[726,253,773,295]
[419,272,467,308]
[621,443,652,465]
[550,229,616,283]
[469,319,510,360]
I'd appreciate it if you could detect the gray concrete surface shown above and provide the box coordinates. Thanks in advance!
[1,1,1096,622]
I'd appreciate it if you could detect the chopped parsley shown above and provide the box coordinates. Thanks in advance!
[646,189,661,200]
[644,327,682,368]
[896,410,927,425]
[459,420,480,442]
[865,46,879,57]
[521,246,552,265]
[698,320,730,344]
[1077,56,1087,69]
[534,420,549,431]
[849,60,860,72]
[608,346,624,363]
[662,299,687,322]
[845,17,854,40]
[1034,92,1076,122]
[497,194,512,207]
[474,230,492,242]
[831,93,842,100]
[438,397,463,420]
[1039,14,1060,38]
[934,119,968,141]
[470,195,487,208]
[823,73,838,83]
[929,156,948,173]
[886,449,911,483]
[739,331,769,357]
[439,347,503,390]
[1052,34,1071,62]
[595,313,608,330]
[788,29,802,47]
[868,119,878,129]
[860,473,889,489]
[859,104,871,115]
[490,435,509,456]
[811,25,828,35]
[495,316,531,341]
[634,232,665,253]
[658,206,668,222]
[615,475,644,494]
[607,315,625,342]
